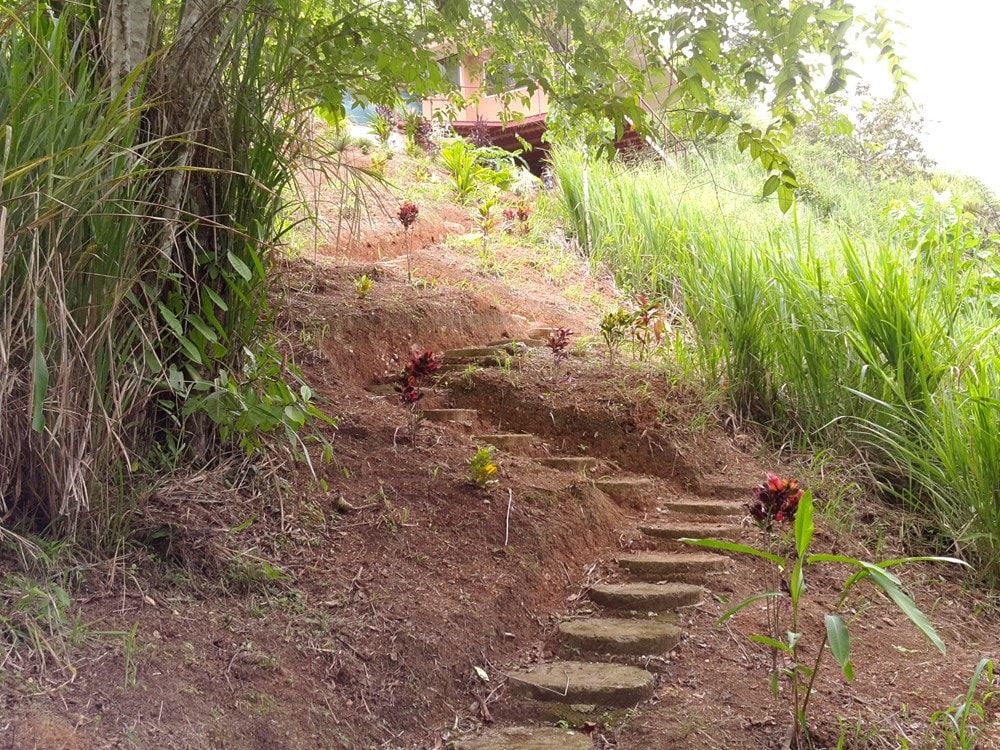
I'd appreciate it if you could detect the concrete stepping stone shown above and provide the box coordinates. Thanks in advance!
[593,477,653,501]
[423,408,477,426]
[539,457,598,472]
[617,552,729,581]
[695,480,749,501]
[588,582,702,611]
[486,338,547,349]
[508,661,653,707]
[559,617,681,655]
[528,326,559,340]
[452,726,592,750]
[365,383,398,397]
[474,433,534,453]
[661,499,745,517]
[639,522,740,541]
[442,346,511,363]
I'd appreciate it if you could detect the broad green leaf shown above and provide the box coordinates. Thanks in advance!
[866,567,946,654]
[157,303,184,337]
[762,174,780,197]
[715,591,783,625]
[778,183,795,213]
[877,556,971,570]
[794,490,814,558]
[680,538,784,565]
[816,9,853,22]
[825,614,854,682]
[204,286,229,312]
[748,634,792,653]
[227,250,253,281]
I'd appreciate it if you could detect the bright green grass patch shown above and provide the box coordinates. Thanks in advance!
[553,143,1000,574]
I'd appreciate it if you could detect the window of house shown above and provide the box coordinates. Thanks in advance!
[484,63,517,93]
[440,55,462,88]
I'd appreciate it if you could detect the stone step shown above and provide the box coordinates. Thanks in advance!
[639,522,741,542]
[558,617,681,656]
[452,726,592,750]
[365,383,398,397]
[593,477,654,502]
[441,346,512,363]
[486,338,548,349]
[539,457,598,472]
[508,661,653,707]
[694,479,750,501]
[660,499,745,517]
[588,582,702,611]
[474,433,535,453]
[617,552,729,581]
[423,408,477,426]
[528,326,559,340]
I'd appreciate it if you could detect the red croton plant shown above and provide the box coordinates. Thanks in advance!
[747,472,804,528]
[397,351,439,407]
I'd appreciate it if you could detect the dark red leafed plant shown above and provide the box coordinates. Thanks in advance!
[747,472,804,528]
[516,201,531,233]
[398,201,419,283]
[546,328,573,373]
[398,201,419,229]
[397,351,439,445]
[502,207,516,233]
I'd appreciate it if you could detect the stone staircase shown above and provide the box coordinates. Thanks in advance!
[377,333,748,749]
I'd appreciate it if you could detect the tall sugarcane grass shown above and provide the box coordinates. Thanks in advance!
[554,144,1000,573]
[0,3,327,541]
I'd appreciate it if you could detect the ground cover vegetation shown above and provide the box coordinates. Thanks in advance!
[552,91,1000,577]
[0,0,896,545]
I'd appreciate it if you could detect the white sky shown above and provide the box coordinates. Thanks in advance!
[852,0,999,191]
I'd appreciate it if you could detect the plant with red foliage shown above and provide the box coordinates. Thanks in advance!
[515,201,531,232]
[397,201,419,283]
[397,351,440,444]
[397,201,419,229]
[546,328,573,372]
[747,472,804,528]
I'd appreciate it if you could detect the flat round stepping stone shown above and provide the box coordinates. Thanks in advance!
[539,457,597,472]
[474,434,535,453]
[452,726,592,750]
[423,408,477,426]
[528,327,559,340]
[508,661,653,707]
[588,582,702,611]
[559,617,681,655]
[486,338,547,349]
[365,383,398,397]
[639,522,740,541]
[661,499,745,517]
[617,552,729,581]
[442,346,510,362]
[593,477,653,501]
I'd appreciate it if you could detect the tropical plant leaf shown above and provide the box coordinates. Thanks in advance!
[715,591,784,625]
[680,537,784,565]
[825,614,854,682]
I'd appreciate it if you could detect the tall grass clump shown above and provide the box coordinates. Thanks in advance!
[0,3,327,541]
[553,143,1000,573]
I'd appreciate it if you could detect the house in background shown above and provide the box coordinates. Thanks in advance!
[421,52,680,172]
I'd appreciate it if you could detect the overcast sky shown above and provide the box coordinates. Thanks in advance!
[852,0,998,191]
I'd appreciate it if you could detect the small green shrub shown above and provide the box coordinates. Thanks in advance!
[468,445,499,487]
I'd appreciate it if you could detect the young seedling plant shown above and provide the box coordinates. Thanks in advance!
[397,201,419,284]
[468,445,499,487]
[600,309,632,365]
[396,351,439,446]
[683,473,969,747]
